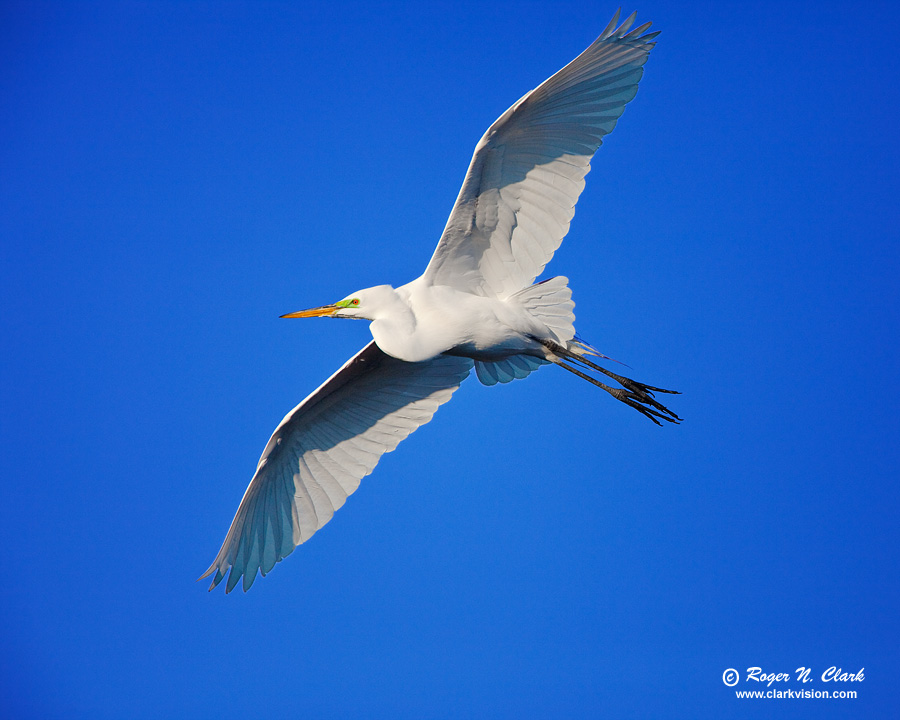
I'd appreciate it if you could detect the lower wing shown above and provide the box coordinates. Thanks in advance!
[201,341,473,592]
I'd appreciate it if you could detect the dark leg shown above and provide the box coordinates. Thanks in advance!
[542,340,682,425]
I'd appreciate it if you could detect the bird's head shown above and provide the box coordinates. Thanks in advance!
[280,285,397,321]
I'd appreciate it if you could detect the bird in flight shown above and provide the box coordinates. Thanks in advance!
[202,9,678,592]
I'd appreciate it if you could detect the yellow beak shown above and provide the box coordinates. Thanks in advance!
[280,305,339,319]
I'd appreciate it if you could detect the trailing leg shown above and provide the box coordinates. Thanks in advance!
[541,339,681,425]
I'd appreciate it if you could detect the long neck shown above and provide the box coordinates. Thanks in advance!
[367,288,421,362]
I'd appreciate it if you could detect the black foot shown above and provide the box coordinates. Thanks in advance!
[542,339,682,425]
[604,380,682,425]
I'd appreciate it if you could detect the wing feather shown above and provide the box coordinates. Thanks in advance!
[201,341,472,592]
[422,10,657,298]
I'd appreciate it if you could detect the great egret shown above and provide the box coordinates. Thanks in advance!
[203,9,678,593]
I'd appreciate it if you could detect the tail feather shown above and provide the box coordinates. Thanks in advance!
[474,276,572,387]
[510,276,575,344]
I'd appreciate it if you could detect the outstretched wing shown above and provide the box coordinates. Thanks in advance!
[422,10,658,299]
[201,341,472,592]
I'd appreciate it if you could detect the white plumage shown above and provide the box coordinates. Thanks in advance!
[424,10,656,298]
[202,10,677,593]
[204,343,471,592]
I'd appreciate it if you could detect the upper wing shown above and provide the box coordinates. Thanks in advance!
[201,341,472,592]
[422,10,658,299]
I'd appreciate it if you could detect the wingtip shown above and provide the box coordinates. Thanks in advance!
[599,8,622,41]
[618,10,637,36]
[623,20,653,41]
[198,563,227,592]
[598,10,658,45]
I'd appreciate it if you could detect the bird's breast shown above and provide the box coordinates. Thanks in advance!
[371,286,540,363]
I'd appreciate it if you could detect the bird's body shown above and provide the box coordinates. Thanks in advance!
[203,10,680,593]
[349,280,555,363]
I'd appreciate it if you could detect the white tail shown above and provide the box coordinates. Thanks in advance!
[474,276,575,386]
[510,276,575,344]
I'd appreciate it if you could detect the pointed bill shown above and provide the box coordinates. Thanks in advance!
[280,305,339,318]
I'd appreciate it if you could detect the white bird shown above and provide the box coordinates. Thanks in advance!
[202,9,678,593]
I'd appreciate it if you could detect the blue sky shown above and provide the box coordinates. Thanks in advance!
[2,1,898,717]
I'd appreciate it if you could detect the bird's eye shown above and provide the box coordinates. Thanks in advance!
[352,299,359,305]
